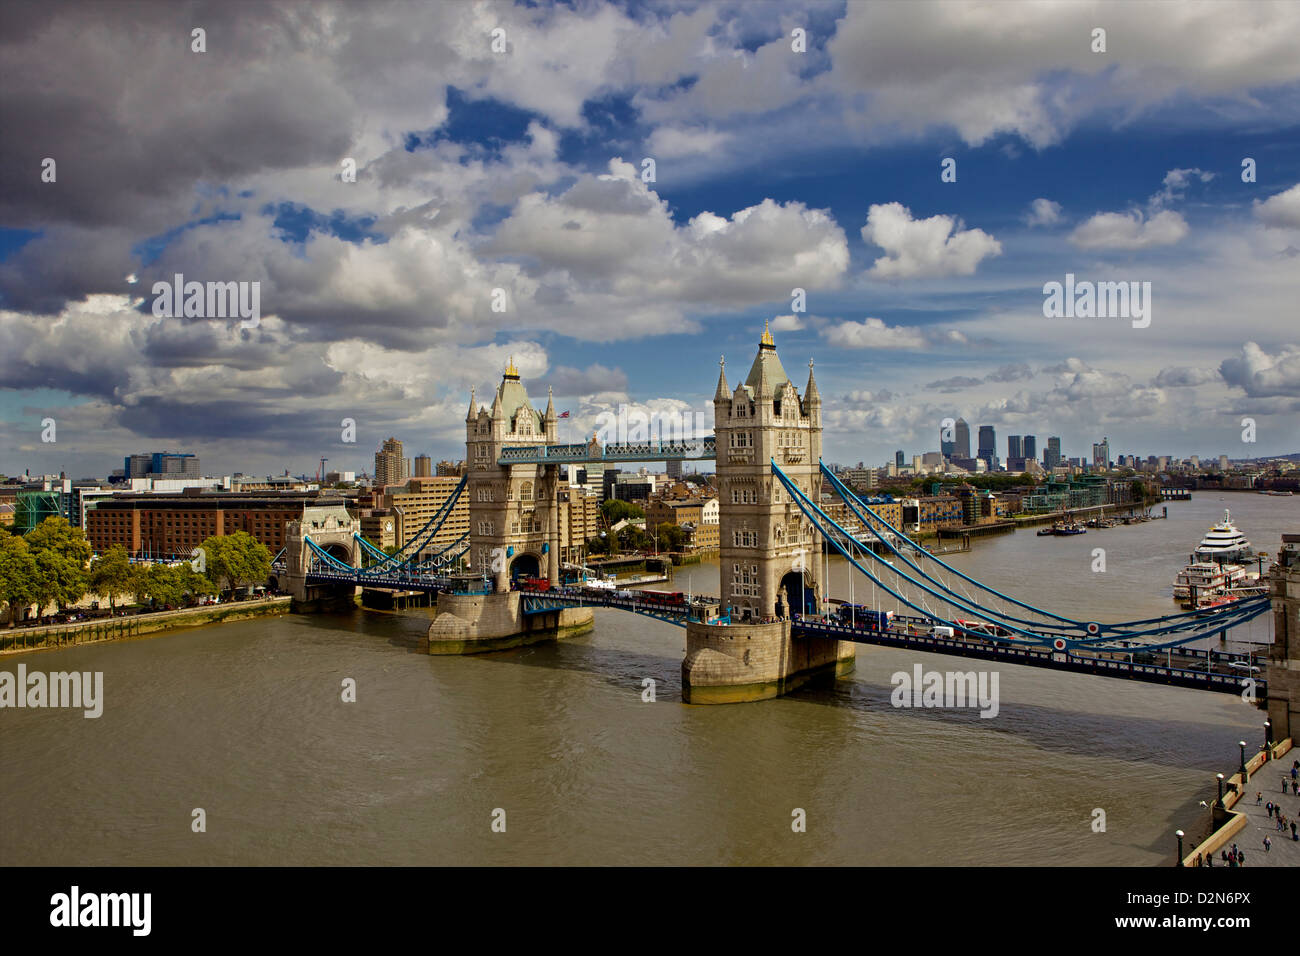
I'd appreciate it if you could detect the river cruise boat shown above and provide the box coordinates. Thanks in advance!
[1173,561,1247,600]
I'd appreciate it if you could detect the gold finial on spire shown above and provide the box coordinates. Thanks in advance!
[760,319,774,348]
[504,355,519,378]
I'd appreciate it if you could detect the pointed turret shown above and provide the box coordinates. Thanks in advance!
[804,358,821,406]
[490,385,504,420]
[714,356,730,403]
[544,386,556,422]
[755,346,773,399]
[466,387,477,423]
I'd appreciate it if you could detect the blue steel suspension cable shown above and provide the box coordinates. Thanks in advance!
[776,462,1267,649]
[820,461,1263,630]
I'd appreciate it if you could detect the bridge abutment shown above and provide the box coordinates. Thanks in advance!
[427,591,593,654]
[682,619,854,704]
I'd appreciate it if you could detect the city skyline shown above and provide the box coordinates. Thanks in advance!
[2,1,1299,477]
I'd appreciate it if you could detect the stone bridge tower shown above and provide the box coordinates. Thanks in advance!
[284,500,360,608]
[682,325,854,703]
[1266,533,1300,742]
[713,321,824,622]
[465,359,561,591]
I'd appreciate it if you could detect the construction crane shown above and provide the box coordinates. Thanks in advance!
[317,457,328,483]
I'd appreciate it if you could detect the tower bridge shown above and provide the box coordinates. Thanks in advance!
[287,325,1298,715]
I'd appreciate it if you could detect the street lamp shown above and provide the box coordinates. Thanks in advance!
[1240,741,1248,781]
[1216,772,1225,808]
[1176,830,1185,867]
[1264,720,1272,754]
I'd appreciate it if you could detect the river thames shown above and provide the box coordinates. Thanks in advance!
[2,493,1295,865]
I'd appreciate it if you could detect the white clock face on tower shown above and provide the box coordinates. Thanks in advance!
[385,521,393,532]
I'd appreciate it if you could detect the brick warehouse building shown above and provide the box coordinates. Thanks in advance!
[84,490,322,557]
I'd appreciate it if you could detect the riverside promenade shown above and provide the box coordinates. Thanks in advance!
[0,596,291,656]
[1180,738,1298,867]
[1226,763,1300,867]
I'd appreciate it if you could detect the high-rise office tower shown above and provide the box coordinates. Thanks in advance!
[895,449,905,468]
[1007,435,1022,460]
[1045,436,1062,469]
[977,425,996,469]
[955,418,970,458]
[413,454,432,477]
[1023,435,1037,462]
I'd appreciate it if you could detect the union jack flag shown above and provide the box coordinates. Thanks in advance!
[559,411,570,418]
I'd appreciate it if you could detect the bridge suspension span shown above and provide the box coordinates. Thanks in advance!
[772,459,1270,653]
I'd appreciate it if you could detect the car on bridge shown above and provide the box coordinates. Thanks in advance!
[954,619,1013,641]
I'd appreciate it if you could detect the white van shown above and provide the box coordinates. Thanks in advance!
[930,626,955,638]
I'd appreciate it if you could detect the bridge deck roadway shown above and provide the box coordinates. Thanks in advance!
[790,619,1264,695]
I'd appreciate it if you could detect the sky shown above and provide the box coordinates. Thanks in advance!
[2,0,1299,479]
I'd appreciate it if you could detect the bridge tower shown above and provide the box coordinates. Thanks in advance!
[1266,533,1300,742]
[428,361,593,654]
[682,324,854,703]
[464,359,561,591]
[284,500,361,608]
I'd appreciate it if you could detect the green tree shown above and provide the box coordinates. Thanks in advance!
[199,531,272,595]
[178,565,217,604]
[655,522,688,551]
[89,544,135,611]
[600,499,644,526]
[0,532,39,626]
[143,564,185,607]
[25,517,92,619]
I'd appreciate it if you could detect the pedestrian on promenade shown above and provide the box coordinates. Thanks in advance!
[1257,791,1263,805]
[1268,801,1275,817]
[1292,766,1298,782]
[1263,837,1271,852]
[1292,821,1298,841]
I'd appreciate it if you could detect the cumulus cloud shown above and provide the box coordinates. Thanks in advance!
[1219,342,1300,397]
[1024,199,1063,227]
[826,1,1300,149]
[1068,209,1189,250]
[1253,183,1300,228]
[646,125,731,159]
[489,160,849,327]
[1150,168,1215,208]
[861,203,1002,279]
[823,317,927,350]
[769,314,803,331]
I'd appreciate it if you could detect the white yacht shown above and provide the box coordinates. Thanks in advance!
[1171,510,1264,601]
[1192,510,1255,564]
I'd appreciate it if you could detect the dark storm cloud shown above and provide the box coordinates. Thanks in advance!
[0,1,358,231]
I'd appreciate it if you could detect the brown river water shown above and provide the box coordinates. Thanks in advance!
[1,493,1295,865]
